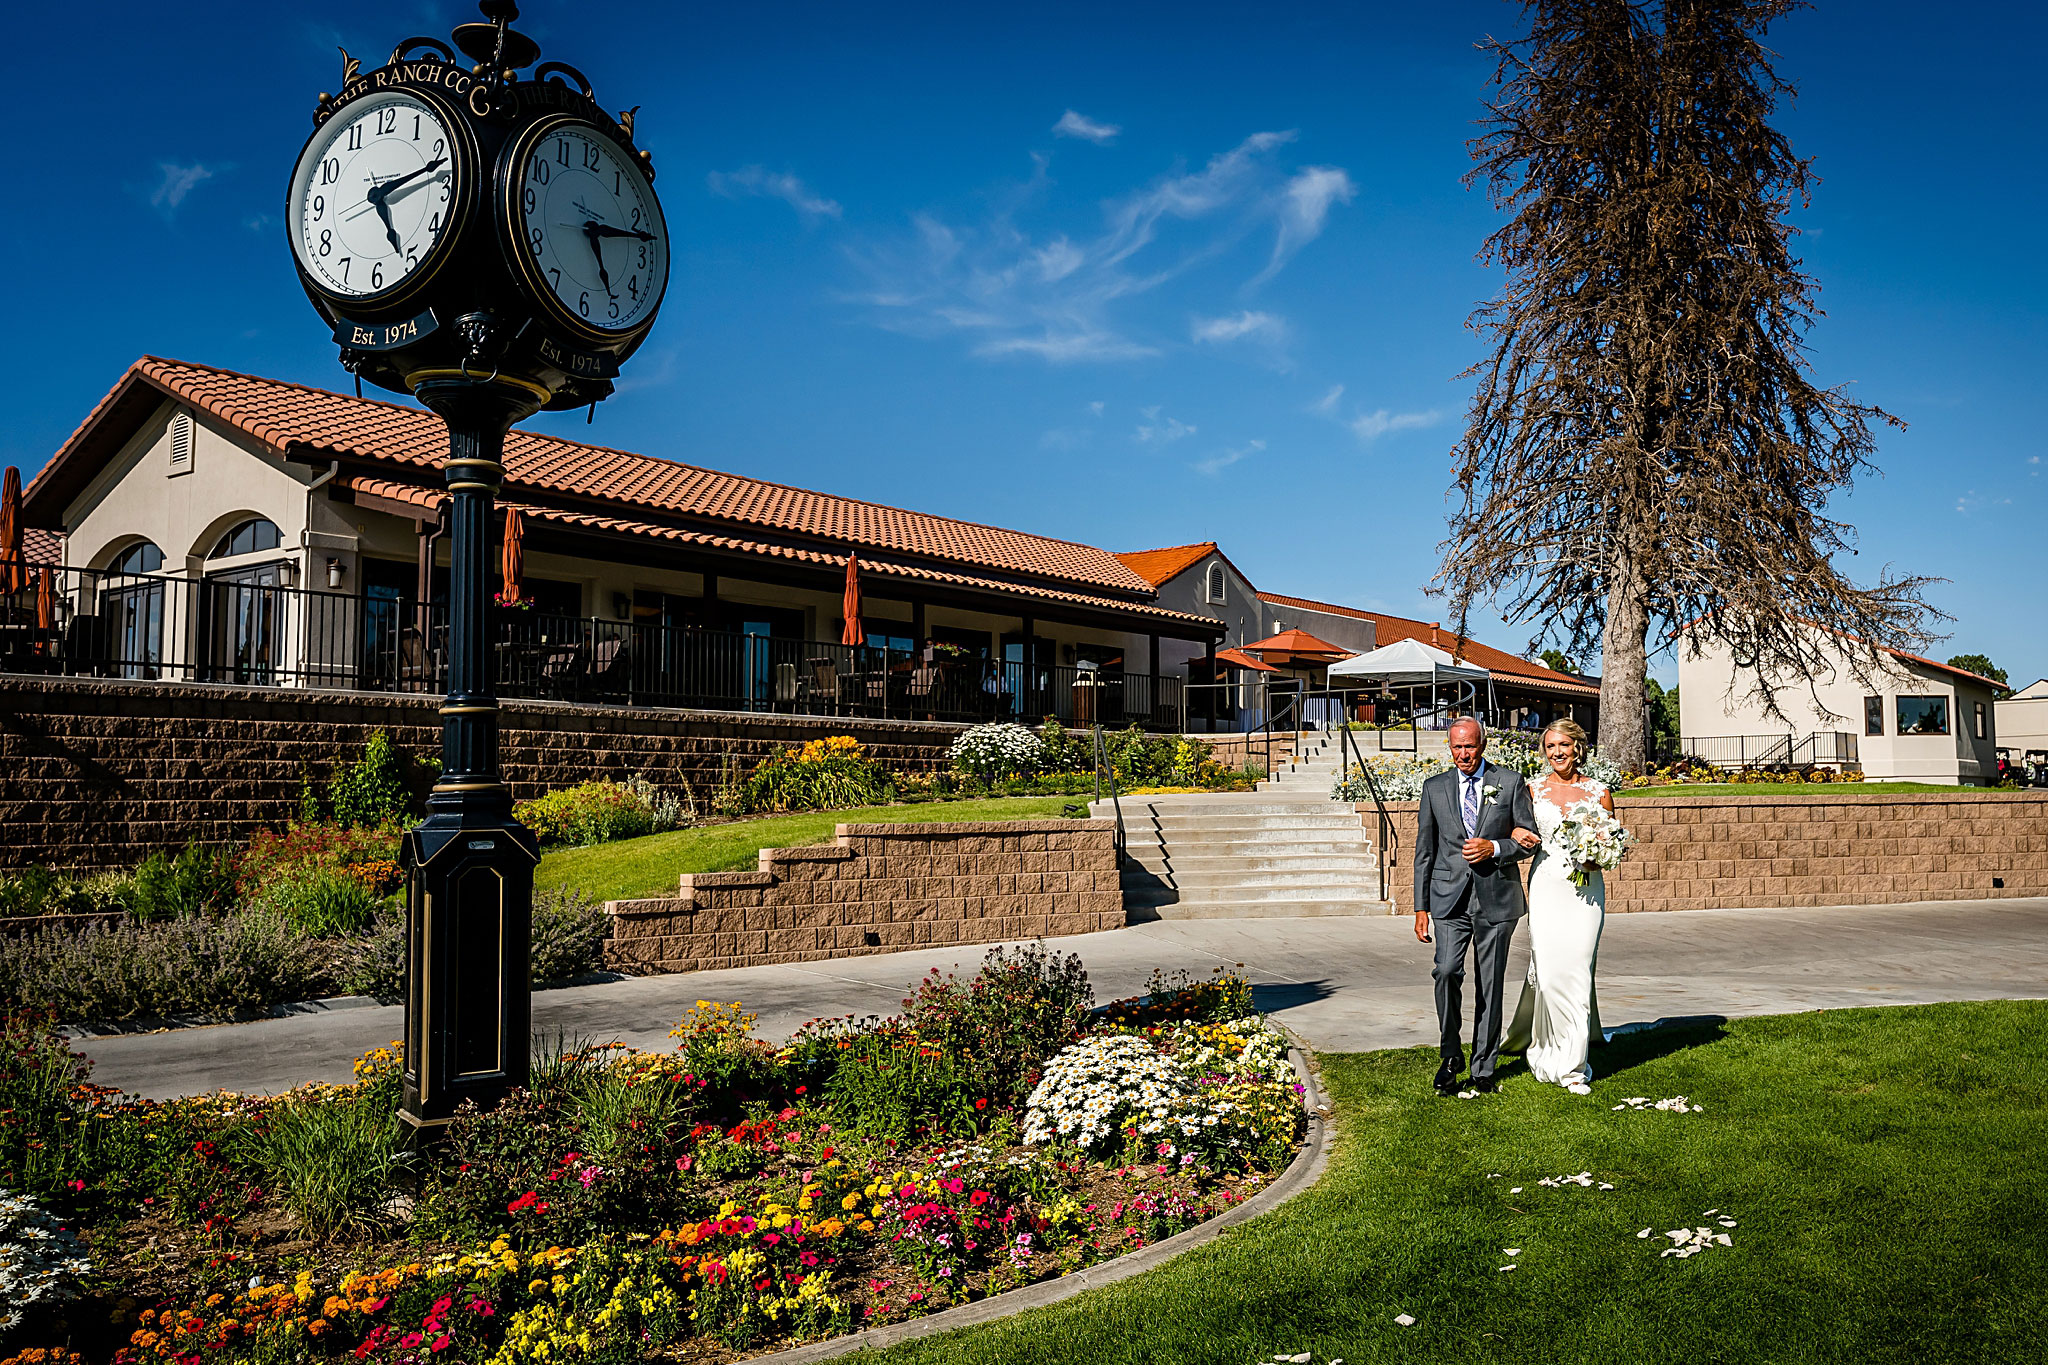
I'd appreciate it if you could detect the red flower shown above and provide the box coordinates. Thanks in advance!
[969,1190,990,1207]
[431,1336,452,1352]
[974,1098,988,1110]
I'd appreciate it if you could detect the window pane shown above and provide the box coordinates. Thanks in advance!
[1864,695,1883,736]
[212,517,282,559]
[1895,695,1949,736]
[114,541,164,574]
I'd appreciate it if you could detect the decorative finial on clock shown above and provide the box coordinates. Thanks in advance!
[618,106,640,139]
[337,46,360,86]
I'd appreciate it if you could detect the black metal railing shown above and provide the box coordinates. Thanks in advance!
[0,562,1184,729]
[1682,732,1859,770]
[1337,717,1396,903]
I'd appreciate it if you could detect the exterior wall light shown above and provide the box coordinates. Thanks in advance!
[327,557,345,589]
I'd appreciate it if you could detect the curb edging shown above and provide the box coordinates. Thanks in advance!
[741,1042,1336,1364]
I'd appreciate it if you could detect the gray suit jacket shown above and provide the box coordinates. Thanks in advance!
[1414,762,1537,922]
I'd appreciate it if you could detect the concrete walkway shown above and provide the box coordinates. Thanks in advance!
[76,897,2048,1099]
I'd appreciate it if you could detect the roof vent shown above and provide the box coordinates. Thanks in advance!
[168,412,194,477]
[1207,561,1227,604]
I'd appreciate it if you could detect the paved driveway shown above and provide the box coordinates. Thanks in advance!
[76,897,2048,1099]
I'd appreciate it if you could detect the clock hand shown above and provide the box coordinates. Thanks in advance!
[372,197,403,258]
[582,221,617,300]
[584,222,656,242]
[366,156,447,205]
[341,159,449,223]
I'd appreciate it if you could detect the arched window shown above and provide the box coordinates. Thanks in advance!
[1206,562,1227,605]
[111,541,164,574]
[210,518,282,559]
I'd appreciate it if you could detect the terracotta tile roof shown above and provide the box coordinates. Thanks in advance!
[340,476,1224,632]
[21,527,61,564]
[1881,647,2006,691]
[33,358,1154,597]
[1257,590,1601,696]
[1114,542,1218,588]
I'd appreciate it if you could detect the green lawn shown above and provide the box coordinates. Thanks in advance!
[1623,781,1994,797]
[867,1000,2047,1365]
[536,796,1081,902]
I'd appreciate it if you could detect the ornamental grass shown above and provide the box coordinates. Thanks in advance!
[0,948,1305,1364]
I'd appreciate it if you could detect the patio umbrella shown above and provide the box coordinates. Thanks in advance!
[35,566,54,630]
[0,465,20,595]
[840,551,863,647]
[500,506,524,607]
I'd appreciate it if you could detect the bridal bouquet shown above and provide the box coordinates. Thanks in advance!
[1555,800,1634,888]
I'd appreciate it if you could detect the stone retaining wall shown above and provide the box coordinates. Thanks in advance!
[0,675,959,870]
[605,819,1125,974]
[1369,791,2048,913]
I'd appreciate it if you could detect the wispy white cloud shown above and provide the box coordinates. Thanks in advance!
[1135,407,1196,446]
[1350,408,1442,442]
[1250,166,1355,286]
[244,213,275,234]
[150,162,216,213]
[1311,384,1344,415]
[708,166,843,220]
[1053,109,1121,144]
[1955,489,2013,514]
[849,130,1352,364]
[1088,400,1105,416]
[1192,310,1283,344]
[1195,438,1265,475]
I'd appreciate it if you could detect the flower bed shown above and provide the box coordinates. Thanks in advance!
[1,956,1305,1364]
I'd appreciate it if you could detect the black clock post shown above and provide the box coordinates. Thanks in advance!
[283,1,668,1133]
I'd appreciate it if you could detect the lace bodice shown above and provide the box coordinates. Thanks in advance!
[1530,776,1608,846]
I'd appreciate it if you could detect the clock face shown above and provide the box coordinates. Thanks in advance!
[510,121,668,335]
[289,90,462,301]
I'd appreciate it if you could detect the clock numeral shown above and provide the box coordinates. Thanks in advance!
[529,226,545,258]
[530,158,550,186]
[578,290,590,317]
[613,168,621,194]
[412,113,421,141]
[636,243,648,269]
[629,206,642,229]
[523,187,536,215]
[608,298,619,320]
[370,262,384,289]
[311,195,324,221]
[432,137,445,159]
[583,142,603,171]
[555,139,569,167]
[377,107,398,136]
[338,257,351,283]
[429,212,442,232]
[318,229,333,257]
[547,267,561,290]
[320,158,340,185]
[406,246,419,269]
[346,124,363,151]
[628,275,639,301]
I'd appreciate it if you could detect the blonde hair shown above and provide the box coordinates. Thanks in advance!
[1540,718,1590,765]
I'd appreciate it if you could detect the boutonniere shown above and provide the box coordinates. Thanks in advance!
[1482,783,1500,803]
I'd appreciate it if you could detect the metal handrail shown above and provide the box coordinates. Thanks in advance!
[1091,722,1126,866]
[1337,718,1395,904]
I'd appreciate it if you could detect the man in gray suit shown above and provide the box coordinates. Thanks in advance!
[1413,718,1537,1096]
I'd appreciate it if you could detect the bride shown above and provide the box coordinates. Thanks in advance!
[1502,718,1611,1094]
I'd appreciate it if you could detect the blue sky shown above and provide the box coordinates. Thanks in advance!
[2,2,2041,686]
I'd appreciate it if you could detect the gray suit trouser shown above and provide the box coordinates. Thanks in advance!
[1432,888,1517,1080]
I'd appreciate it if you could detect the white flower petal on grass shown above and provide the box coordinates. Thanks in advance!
[1636,1227,1652,1238]
[1504,1248,1520,1256]
[1509,1186,1523,1193]
[1497,1264,1517,1271]
[1393,1313,1417,1326]
[1718,1218,1738,1227]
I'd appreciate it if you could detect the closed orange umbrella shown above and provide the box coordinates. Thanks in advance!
[36,566,54,630]
[840,551,863,647]
[500,507,524,607]
[0,466,20,595]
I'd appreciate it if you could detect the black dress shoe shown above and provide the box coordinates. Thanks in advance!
[1433,1061,1462,1095]
[1467,1076,1498,1094]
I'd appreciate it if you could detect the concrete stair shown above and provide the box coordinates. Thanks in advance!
[1089,780,1393,919]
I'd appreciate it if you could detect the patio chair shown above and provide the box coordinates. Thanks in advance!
[398,626,437,692]
[773,660,801,709]
[809,658,839,714]
[907,664,939,718]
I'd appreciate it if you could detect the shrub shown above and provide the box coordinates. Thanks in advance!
[1102,965,1256,1028]
[0,914,329,1024]
[667,1001,779,1118]
[234,1092,410,1240]
[327,730,418,829]
[901,942,1093,1103]
[0,868,133,919]
[740,736,889,814]
[949,723,1043,781]
[805,1017,983,1140]
[515,780,659,846]
[256,868,386,936]
[532,886,609,986]
[127,842,239,922]
[337,909,406,999]
[236,823,401,899]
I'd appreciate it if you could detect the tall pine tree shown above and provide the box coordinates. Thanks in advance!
[1438,0,1938,770]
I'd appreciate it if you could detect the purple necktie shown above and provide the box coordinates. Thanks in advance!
[1462,771,1479,835]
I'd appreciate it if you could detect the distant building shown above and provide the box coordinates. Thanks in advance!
[1996,678,2048,756]
[1678,633,2002,784]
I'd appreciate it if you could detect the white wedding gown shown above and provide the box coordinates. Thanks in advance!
[1504,778,1607,1089]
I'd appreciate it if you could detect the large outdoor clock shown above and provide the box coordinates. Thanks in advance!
[284,13,667,412]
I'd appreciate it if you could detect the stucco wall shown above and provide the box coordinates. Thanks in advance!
[1678,637,1998,783]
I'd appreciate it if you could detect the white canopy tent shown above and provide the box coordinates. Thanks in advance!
[1325,638,1496,746]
